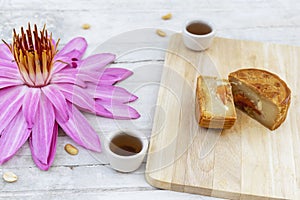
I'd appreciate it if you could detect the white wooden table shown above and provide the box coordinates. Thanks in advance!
[0,0,299,199]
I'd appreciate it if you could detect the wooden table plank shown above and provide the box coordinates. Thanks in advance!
[1,0,300,199]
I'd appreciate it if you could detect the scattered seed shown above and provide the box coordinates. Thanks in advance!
[81,23,91,30]
[156,29,167,37]
[3,172,18,183]
[161,13,172,20]
[64,144,79,155]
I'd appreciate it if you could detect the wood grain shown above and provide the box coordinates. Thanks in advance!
[145,33,300,200]
[2,0,300,199]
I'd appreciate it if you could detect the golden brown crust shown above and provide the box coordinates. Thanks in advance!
[228,68,291,130]
[196,76,236,129]
[228,68,291,106]
[271,97,291,130]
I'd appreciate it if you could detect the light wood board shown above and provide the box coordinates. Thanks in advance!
[145,33,300,200]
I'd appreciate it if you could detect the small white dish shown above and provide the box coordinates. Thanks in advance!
[182,19,216,51]
[104,129,148,173]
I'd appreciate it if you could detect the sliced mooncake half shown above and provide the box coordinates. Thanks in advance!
[196,76,237,129]
[228,68,291,131]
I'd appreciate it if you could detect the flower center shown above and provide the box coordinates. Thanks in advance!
[4,23,60,87]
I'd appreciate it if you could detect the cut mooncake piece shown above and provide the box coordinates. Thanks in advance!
[228,68,291,131]
[196,76,237,129]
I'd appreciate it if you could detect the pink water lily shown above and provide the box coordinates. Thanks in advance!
[0,24,140,170]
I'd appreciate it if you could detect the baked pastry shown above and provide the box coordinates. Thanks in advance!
[228,68,291,130]
[196,76,237,129]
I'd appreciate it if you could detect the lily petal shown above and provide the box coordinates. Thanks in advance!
[51,72,86,88]
[99,68,133,85]
[29,123,58,171]
[0,59,18,68]
[66,68,104,84]
[93,103,113,118]
[0,111,31,165]
[79,53,115,71]
[0,86,25,133]
[42,85,69,122]
[96,100,140,119]
[0,78,23,89]
[56,49,82,62]
[88,84,138,103]
[51,60,69,74]
[56,83,95,112]
[57,67,100,83]
[78,73,101,84]
[0,67,20,79]
[55,37,87,59]
[56,102,101,152]
[29,93,56,166]
[22,88,41,128]
[52,51,82,75]
[0,44,14,60]
[0,65,18,72]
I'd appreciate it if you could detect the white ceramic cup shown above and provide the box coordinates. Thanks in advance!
[104,130,148,173]
[182,19,216,51]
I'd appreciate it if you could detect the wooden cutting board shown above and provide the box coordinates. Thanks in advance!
[145,33,300,200]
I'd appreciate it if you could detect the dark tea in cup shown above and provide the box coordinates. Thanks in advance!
[109,133,143,156]
[105,130,148,172]
[182,19,216,51]
[186,22,212,35]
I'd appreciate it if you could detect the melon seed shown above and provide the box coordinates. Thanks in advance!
[156,29,167,37]
[82,23,91,30]
[3,172,18,183]
[64,144,79,155]
[161,13,172,20]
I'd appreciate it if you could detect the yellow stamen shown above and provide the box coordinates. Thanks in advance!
[3,23,59,87]
[34,51,41,73]
[42,50,48,81]
[27,52,36,83]
[19,50,25,72]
